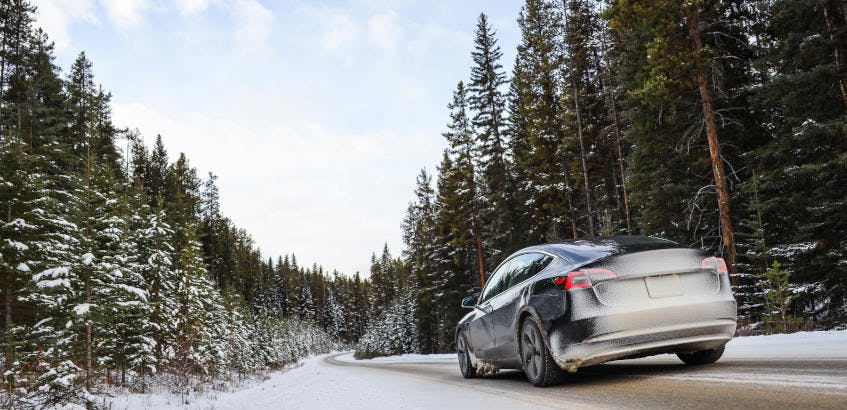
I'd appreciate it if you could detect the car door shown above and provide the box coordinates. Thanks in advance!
[466,258,513,360]
[487,252,555,361]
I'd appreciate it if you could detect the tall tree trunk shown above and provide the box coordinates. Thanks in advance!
[572,84,595,237]
[474,222,485,287]
[599,34,633,234]
[610,101,632,234]
[0,25,7,137]
[4,204,12,372]
[466,150,486,288]
[563,168,578,239]
[823,0,847,109]
[686,7,738,277]
[85,137,93,394]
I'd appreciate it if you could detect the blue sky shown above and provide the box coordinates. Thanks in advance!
[33,0,523,276]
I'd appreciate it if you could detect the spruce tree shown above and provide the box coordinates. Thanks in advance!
[467,13,520,262]
[513,0,579,240]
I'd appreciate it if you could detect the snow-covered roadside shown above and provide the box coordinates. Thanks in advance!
[723,330,847,359]
[108,352,538,410]
[105,356,319,410]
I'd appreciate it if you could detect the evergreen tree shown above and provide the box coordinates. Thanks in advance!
[443,82,486,288]
[467,13,521,263]
[605,0,747,272]
[513,0,580,241]
[746,0,847,327]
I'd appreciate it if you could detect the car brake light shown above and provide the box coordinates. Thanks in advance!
[554,268,618,290]
[701,257,729,274]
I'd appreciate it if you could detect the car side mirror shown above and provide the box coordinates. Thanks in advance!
[461,295,476,309]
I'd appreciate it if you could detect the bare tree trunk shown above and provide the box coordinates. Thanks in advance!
[474,226,485,288]
[565,171,578,239]
[572,84,595,237]
[823,0,847,109]
[610,102,632,234]
[85,124,93,394]
[465,146,486,287]
[0,17,7,138]
[599,24,632,234]
[4,204,12,372]
[559,0,581,240]
[686,8,738,277]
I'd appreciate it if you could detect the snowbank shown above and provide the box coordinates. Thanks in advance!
[107,353,520,410]
[723,330,847,359]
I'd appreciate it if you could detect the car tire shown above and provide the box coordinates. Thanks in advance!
[677,345,725,365]
[457,332,477,379]
[520,318,563,387]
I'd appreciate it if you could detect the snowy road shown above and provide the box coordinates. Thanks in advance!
[111,331,847,409]
[322,332,847,410]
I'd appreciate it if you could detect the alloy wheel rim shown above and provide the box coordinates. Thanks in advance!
[458,337,467,374]
[522,324,542,381]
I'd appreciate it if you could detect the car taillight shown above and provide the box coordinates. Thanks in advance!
[701,257,729,274]
[553,268,618,291]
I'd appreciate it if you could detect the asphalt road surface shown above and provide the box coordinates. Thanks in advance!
[325,353,847,409]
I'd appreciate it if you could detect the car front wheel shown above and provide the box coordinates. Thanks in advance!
[457,333,477,378]
[520,318,563,387]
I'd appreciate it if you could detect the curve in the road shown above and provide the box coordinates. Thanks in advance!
[327,353,847,410]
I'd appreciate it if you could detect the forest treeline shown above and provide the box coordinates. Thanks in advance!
[0,0,374,407]
[2,0,847,404]
[363,0,847,356]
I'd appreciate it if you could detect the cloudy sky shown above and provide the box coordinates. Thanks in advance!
[33,0,522,276]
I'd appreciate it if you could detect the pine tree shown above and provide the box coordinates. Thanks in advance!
[605,0,742,272]
[467,13,521,262]
[513,0,580,240]
[443,82,486,288]
[401,169,437,352]
[747,0,847,327]
[429,152,477,352]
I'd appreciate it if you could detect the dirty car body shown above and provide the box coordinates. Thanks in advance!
[456,236,737,384]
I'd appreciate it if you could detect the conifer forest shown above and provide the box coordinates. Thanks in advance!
[1,0,846,407]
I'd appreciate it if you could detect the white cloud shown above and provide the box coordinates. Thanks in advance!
[230,0,273,44]
[99,0,150,29]
[32,0,98,49]
[111,101,436,276]
[319,11,362,56]
[367,10,402,54]
[173,0,212,15]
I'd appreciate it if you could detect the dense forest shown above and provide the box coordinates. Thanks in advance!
[2,0,847,406]
[0,0,375,407]
[359,0,847,356]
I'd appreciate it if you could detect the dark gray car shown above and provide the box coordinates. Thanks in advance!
[456,236,737,386]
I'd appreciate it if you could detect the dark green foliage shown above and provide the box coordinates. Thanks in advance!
[397,0,847,354]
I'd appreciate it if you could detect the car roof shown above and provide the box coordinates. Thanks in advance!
[518,235,681,264]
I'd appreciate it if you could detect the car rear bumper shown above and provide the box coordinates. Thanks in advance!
[546,299,737,371]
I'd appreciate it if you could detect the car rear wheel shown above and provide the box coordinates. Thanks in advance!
[520,318,563,387]
[457,333,477,378]
[677,345,725,365]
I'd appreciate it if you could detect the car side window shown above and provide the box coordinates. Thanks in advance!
[480,258,513,303]
[507,253,554,289]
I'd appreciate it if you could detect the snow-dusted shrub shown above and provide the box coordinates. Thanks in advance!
[355,289,419,359]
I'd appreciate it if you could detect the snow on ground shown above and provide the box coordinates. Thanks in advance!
[723,330,847,359]
[107,352,535,410]
[108,331,847,409]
